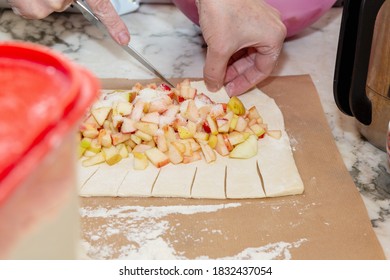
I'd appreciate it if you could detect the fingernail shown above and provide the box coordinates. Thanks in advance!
[225,83,234,97]
[118,31,130,45]
[208,84,219,92]
[11,7,22,16]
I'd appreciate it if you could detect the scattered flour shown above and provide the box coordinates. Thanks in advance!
[79,203,307,260]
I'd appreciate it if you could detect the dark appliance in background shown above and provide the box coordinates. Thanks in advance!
[334,0,389,151]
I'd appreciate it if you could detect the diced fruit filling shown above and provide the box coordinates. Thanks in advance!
[78,79,282,169]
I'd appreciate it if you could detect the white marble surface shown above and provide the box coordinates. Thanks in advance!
[0,4,389,259]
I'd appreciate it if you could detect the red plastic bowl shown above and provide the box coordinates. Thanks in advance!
[0,41,99,204]
[0,41,100,259]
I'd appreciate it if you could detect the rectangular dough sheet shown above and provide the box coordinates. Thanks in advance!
[78,81,304,199]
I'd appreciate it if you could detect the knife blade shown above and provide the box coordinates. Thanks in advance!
[73,0,174,88]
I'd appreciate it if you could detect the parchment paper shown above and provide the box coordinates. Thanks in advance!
[79,75,385,259]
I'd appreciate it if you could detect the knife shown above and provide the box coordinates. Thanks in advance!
[73,0,174,88]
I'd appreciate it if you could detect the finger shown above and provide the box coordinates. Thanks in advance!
[8,0,51,19]
[225,49,257,83]
[48,0,73,12]
[225,49,280,96]
[86,0,130,45]
[203,45,231,92]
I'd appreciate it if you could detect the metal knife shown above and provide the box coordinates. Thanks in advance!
[73,0,174,87]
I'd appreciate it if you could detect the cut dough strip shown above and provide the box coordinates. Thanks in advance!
[225,157,266,199]
[117,156,160,197]
[151,161,197,197]
[190,160,226,199]
[79,159,130,196]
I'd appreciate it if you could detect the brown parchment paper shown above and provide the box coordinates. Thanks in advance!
[80,75,385,260]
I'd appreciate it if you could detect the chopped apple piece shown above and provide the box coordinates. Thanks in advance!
[145,147,170,168]
[82,127,99,139]
[200,143,216,163]
[229,114,239,131]
[183,151,202,163]
[132,144,153,154]
[195,93,214,105]
[227,131,246,146]
[130,134,142,145]
[178,125,193,139]
[181,100,199,122]
[82,152,105,167]
[182,141,193,157]
[111,132,131,145]
[116,101,133,116]
[208,134,218,149]
[141,112,160,124]
[149,96,171,113]
[215,134,229,156]
[133,152,149,170]
[103,120,117,133]
[194,132,209,143]
[210,104,225,118]
[102,146,122,166]
[100,131,112,148]
[222,134,234,152]
[134,121,159,136]
[144,140,156,147]
[125,138,137,149]
[216,118,230,133]
[87,139,101,153]
[206,115,218,135]
[267,129,282,139]
[235,116,248,132]
[172,141,186,154]
[163,125,177,142]
[117,143,129,158]
[227,96,246,116]
[135,130,153,142]
[247,106,262,121]
[229,135,258,159]
[91,107,111,126]
[198,105,212,121]
[130,100,145,121]
[121,118,137,133]
[156,133,168,153]
[248,118,257,127]
[83,150,98,157]
[187,138,201,152]
[249,123,266,138]
[187,121,197,135]
[80,137,92,149]
[81,115,99,129]
[168,143,184,164]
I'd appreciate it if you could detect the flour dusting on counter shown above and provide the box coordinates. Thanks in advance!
[79,203,241,259]
[220,238,308,260]
[79,202,307,260]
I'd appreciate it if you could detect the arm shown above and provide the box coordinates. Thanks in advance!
[7,0,130,45]
[196,0,286,96]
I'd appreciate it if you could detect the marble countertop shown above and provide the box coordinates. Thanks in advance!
[0,4,389,259]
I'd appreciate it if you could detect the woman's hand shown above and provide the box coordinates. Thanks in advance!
[7,0,130,45]
[196,0,286,96]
